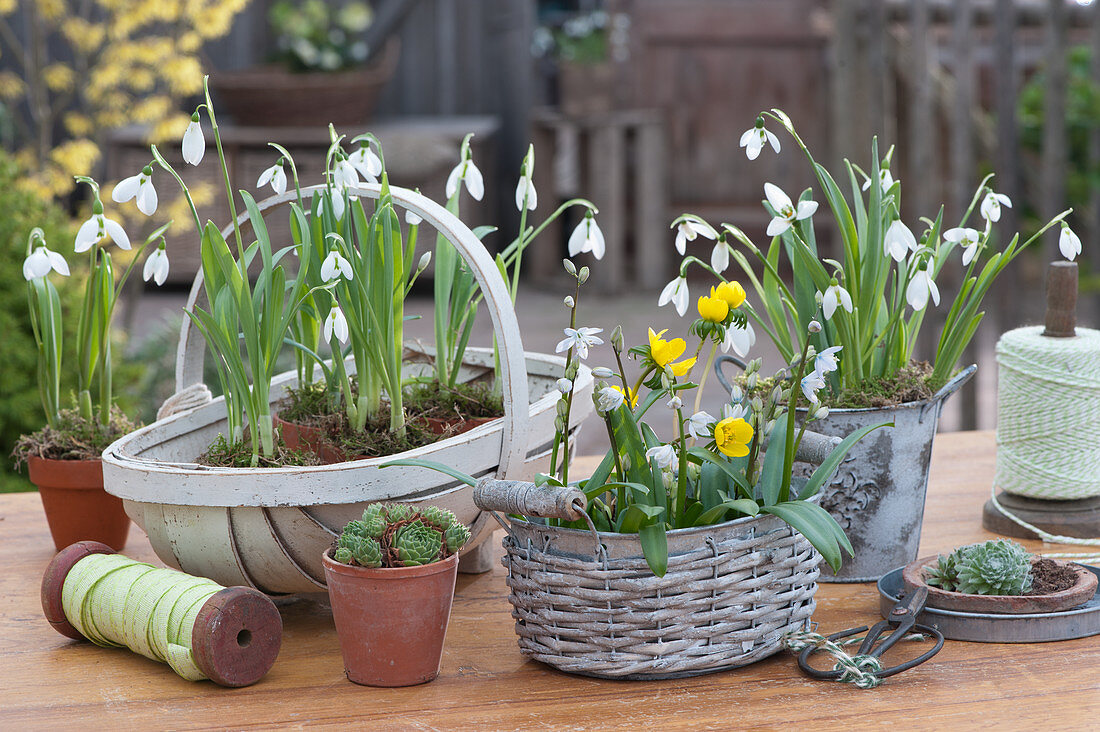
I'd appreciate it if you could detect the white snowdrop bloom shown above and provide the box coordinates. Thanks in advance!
[182,116,205,166]
[1059,223,1082,262]
[142,245,170,286]
[257,162,287,195]
[883,219,917,262]
[321,249,354,282]
[944,227,982,266]
[658,276,690,317]
[906,266,941,312]
[75,209,130,252]
[739,119,781,161]
[112,166,158,216]
[347,144,382,182]
[764,182,818,237]
[980,191,1012,223]
[22,243,70,281]
[721,320,756,357]
[324,303,349,343]
[821,282,853,320]
[673,218,717,256]
[568,212,606,259]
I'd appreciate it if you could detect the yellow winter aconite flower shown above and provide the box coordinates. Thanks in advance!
[713,280,747,309]
[647,328,697,378]
[714,417,753,457]
[697,290,730,323]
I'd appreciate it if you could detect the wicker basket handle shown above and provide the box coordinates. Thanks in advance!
[169,183,530,479]
[473,478,587,521]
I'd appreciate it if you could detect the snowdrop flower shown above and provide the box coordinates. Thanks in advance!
[257,161,287,196]
[980,190,1012,223]
[182,113,205,166]
[347,143,381,182]
[112,165,158,216]
[75,204,130,252]
[672,217,717,256]
[686,411,716,440]
[721,320,756,357]
[944,227,982,266]
[595,385,625,413]
[555,377,573,394]
[645,444,676,470]
[862,168,894,192]
[142,244,170,286]
[568,210,605,259]
[22,243,70,281]
[446,142,484,201]
[658,276,690,317]
[801,368,827,404]
[739,117,780,161]
[555,326,604,360]
[324,303,349,344]
[814,345,843,375]
[764,182,818,237]
[1059,223,1082,262]
[821,280,852,319]
[333,158,360,195]
[405,209,423,226]
[515,144,537,212]
[883,219,917,262]
[321,248,354,282]
[711,239,730,273]
[906,264,940,311]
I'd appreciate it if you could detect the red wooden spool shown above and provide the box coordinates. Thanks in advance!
[41,541,282,687]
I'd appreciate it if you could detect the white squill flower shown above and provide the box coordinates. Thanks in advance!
[257,161,287,196]
[142,244,170,286]
[721,320,756,357]
[182,114,205,166]
[906,265,940,312]
[672,217,717,256]
[568,211,605,259]
[980,190,1012,223]
[595,385,625,414]
[347,143,382,182]
[555,326,604,360]
[1059,223,1082,262]
[645,444,676,470]
[112,166,158,216]
[321,248,354,282]
[515,144,537,212]
[883,219,917,262]
[658,276,690,317]
[685,411,717,440]
[764,182,818,237]
[814,345,843,375]
[801,368,826,404]
[446,141,484,201]
[739,118,781,161]
[75,206,130,252]
[944,227,982,266]
[324,303,349,344]
[22,243,70,281]
[821,281,852,319]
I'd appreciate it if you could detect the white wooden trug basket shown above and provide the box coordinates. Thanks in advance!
[103,184,593,595]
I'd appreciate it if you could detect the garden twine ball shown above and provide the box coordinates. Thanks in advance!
[995,325,1100,500]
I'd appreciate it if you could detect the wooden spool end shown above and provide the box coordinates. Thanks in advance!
[191,587,282,687]
[1042,261,1078,338]
[41,541,117,640]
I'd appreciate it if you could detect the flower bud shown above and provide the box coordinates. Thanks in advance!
[592,367,614,378]
[769,385,783,407]
[666,396,682,410]
[814,405,830,420]
[417,251,432,271]
[564,295,575,308]
[565,360,579,379]
[611,325,624,351]
[578,266,590,284]
[746,373,758,389]
[661,370,673,390]
[751,396,764,413]
[563,258,577,276]
[729,384,744,403]
[554,415,566,432]
[765,419,776,434]
[556,399,569,418]
[808,320,822,334]
[620,453,631,472]
[555,377,573,394]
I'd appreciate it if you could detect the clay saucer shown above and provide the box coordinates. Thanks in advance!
[902,556,1099,615]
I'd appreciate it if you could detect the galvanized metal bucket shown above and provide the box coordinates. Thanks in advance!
[716,358,977,583]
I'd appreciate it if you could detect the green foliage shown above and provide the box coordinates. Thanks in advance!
[331,502,468,568]
[269,0,374,73]
[0,150,78,485]
[924,540,1033,596]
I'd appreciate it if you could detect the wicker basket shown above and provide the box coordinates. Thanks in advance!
[474,481,821,680]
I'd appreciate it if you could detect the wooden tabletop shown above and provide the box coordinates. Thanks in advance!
[1,431,1097,730]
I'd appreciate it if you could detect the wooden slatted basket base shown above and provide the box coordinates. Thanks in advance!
[499,513,820,680]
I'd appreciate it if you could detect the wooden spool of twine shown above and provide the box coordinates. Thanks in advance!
[41,542,282,686]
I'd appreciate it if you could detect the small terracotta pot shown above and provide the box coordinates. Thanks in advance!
[321,549,459,687]
[27,456,129,551]
[274,415,344,464]
[423,415,497,436]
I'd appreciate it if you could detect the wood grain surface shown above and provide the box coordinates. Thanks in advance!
[1,431,1096,730]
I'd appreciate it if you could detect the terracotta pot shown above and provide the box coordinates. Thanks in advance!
[902,555,1098,614]
[274,415,343,464]
[28,456,129,551]
[321,549,458,687]
[423,415,497,436]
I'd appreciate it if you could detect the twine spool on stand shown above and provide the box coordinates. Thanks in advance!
[983,262,1100,549]
[41,541,282,687]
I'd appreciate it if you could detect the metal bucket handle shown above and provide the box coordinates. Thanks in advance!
[167,183,531,480]
[920,364,977,423]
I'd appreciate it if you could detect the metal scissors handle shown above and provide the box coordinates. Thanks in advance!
[798,587,945,680]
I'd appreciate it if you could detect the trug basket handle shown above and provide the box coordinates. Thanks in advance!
[170,183,530,479]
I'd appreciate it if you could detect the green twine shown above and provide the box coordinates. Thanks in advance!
[783,629,927,689]
[61,553,223,681]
